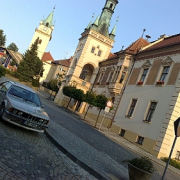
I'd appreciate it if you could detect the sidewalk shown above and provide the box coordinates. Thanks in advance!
[39,91,180,180]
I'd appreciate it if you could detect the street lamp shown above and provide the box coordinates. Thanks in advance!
[162,117,180,179]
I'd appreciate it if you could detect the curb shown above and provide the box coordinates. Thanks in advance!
[44,130,107,180]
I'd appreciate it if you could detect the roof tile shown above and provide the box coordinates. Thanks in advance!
[41,52,54,62]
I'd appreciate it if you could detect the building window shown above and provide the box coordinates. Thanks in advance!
[144,102,157,122]
[175,151,180,161]
[136,136,144,145]
[119,129,126,137]
[39,39,42,44]
[107,72,113,83]
[127,99,137,117]
[98,50,102,56]
[140,69,148,82]
[79,70,87,80]
[59,67,63,71]
[91,47,95,53]
[119,72,126,84]
[98,73,104,83]
[157,66,170,84]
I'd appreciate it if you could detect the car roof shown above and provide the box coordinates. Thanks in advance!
[7,81,35,93]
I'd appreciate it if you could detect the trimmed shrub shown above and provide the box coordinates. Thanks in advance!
[32,79,40,87]
[161,157,180,170]
[127,157,155,173]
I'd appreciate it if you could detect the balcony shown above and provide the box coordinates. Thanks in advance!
[108,82,123,96]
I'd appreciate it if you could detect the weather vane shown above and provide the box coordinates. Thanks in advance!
[142,28,146,37]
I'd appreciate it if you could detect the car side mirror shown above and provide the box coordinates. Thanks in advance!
[0,90,6,95]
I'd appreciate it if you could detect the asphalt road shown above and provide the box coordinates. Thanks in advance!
[40,95,137,167]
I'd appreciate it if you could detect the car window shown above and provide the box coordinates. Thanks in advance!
[0,82,12,93]
[8,85,41,106]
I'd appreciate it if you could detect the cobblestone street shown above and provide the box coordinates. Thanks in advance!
[0,120,97,180]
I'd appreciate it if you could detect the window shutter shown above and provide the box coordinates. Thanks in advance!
[128,68,141,85]
[146,59,162,85]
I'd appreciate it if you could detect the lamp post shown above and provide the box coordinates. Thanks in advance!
[162,117,180,180]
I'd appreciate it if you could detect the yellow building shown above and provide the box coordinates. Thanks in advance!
[54,0,119,108]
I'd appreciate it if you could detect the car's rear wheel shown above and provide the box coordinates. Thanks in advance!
[0,104,5,119]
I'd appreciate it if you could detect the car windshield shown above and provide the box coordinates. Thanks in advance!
[8,85,41,106]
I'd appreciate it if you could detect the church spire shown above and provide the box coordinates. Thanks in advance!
[109,16,119,40]
[97,0,118,37]
[43,9,54,28]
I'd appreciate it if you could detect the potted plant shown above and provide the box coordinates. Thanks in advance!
[156,81,164,85]
[137,81,143,85]
[125,157,155,180]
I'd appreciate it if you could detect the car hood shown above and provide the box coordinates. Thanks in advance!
[8,96,50,120]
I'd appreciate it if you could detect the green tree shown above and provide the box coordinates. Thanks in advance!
[0,66,6,77]
[62,86,85,109]
[47,79,59,98]
[7,42,19,52]
[0,29,6,46]
[16,38,43,82]
[85,91,96,106]
[83,91,97,119]
[63,86,76,108]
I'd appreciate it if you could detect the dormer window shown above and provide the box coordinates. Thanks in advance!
[45,22,49,27]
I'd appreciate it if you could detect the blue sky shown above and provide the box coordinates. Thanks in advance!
[1,0,180,60]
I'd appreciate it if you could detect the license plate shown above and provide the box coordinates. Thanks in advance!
[23,121,37,128]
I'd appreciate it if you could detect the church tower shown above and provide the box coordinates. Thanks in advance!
[54,0,118,106]
[29,10,54,60]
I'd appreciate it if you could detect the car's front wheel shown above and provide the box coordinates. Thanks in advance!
[0,104,5,119]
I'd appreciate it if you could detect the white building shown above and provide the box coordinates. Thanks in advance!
[112,34,180,159]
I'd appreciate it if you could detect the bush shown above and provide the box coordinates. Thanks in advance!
[161,157,180,170]
[127,157,155,173]
[42,82,48,88]
[5,68,16,77]
[0,66,6,77]
[32,79,40,87]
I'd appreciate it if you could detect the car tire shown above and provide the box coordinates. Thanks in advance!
[0,104,5,119]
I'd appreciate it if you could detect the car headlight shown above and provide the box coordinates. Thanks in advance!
[12,109,18,114]
[18,111,23,116]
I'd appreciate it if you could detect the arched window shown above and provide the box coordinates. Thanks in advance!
[110,3,113,9]
[45,22,49,27]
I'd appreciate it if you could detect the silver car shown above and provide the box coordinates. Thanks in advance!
[0,80,50,133]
